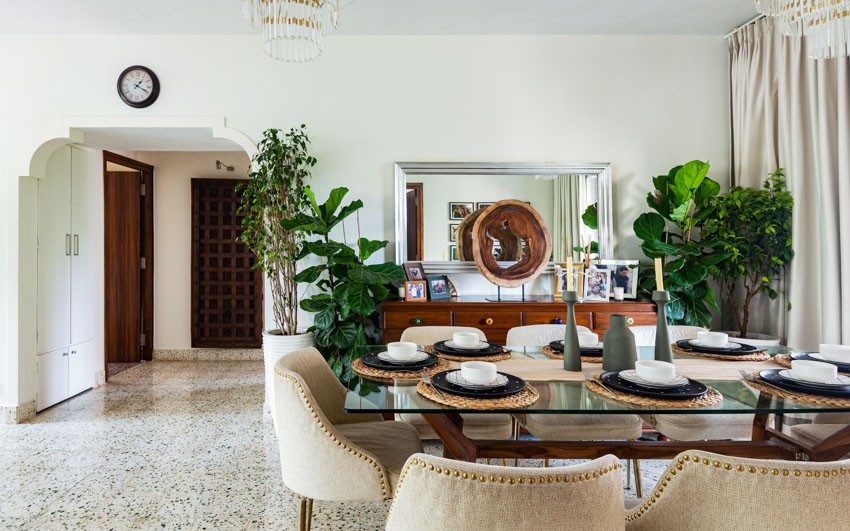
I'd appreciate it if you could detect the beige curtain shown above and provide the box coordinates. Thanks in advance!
[729,17,850,349]
[553,175,585,262]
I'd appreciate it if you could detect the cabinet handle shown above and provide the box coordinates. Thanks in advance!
[552,317,564,324]
[412,317,423,326]
[62,351,69,357]
[65,234,71,256]
[484,317,494,325]
[73,235,79,256]
[71,350,76,355]
[626,317,635,325]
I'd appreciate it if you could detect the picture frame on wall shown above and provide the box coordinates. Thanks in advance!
[403,261,425,281]
[476,202,494,210]
[584,266,611,302]
[449,223,459,242]
[449,202,474,220]
[553,263,585,298]
[594,259,640,299]
[404,280,428,302]
[426,274,452,300]
[449,245,458,261]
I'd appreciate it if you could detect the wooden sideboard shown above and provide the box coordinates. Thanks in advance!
[380,297,658,344]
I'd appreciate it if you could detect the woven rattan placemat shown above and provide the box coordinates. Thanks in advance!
[422,344,512,362]
[416,380,540,410]
[672,344,770,362]
[743,371,850,406]
[586,378,723,408]
[774,354,792,369]
[542,345,603,363]
[351,357,452,383]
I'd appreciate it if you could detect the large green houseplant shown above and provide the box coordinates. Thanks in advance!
[286,186,405,378]
[702,169,794,339]
[633,160,728,327]
[238,126,316,418]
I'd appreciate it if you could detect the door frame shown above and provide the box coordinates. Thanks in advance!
[102,151,154,375]
[406,182,424,261]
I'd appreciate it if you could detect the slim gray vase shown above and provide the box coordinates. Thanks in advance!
[652,290,674,363]
[562,291,582,371]
[602,314,637,372]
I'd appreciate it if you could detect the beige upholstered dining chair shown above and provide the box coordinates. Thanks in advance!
[273,347,424,530]
[396,326,514,440]
[626,450,850,529]
[633,325,754,442]
[386,453,626,531]
[790,412,850,457]
[506,324,644,495]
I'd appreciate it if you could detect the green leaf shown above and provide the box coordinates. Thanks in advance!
[329,322,358,348]
[695,178,721,206]
[304,186,320,216]
[294,265,324,283]
[300,295,333,313]
[357,238,387,261]
[581,203,598,229]
[322,187,349,224]
[328,200,364,230]
[313,308,335,329]
[670,200,692,222]
[365,262,406,283]
[369,283,390,301]
[347,264,379,284]
[673,160,710,202]
[345,284,376,316]
[633,212,665,242]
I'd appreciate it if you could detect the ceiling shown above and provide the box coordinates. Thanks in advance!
[1,0,757,36]
[78,128,244,151]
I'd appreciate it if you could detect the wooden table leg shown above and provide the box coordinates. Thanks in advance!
[752,412,770,441]
[422,412,478,462]
[809,424,850,461]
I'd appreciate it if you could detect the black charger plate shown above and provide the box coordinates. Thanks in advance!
[430,370,526,398]
[433,340,504,357]
[759,369,850,397]
[360,351,438,371]
[676,339,761,355]
[548,340,604,356]
[790,352,850,373]
[599,371,709,399]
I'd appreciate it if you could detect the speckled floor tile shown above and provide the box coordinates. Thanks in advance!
[1,361,673,530]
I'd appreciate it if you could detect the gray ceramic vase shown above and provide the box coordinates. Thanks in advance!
[602,314,637,372]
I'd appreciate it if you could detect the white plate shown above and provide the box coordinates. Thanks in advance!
[688,339,743,350]
[377,351,430,364]
[557,340,604,349]
[446,370,508,389]
[810,353,850,365]
[445,340,490,351]
[777,369,850,387]
[619,370,689,389]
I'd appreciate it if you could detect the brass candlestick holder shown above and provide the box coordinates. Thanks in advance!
[652,290,674,363]
[562,290,582,371]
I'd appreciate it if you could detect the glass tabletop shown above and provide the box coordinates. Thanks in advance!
[343,345,850,415]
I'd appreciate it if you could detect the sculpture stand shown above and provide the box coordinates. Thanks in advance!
[485,284,537,303]
[652,290,674,363]
[562,291,582,371]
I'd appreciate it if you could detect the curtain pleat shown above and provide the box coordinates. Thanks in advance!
[553,175,584,263]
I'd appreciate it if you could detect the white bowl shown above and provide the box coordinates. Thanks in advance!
[634,360,677,384]
[460,361,498,385]
[819,344,850,363]
[697,331,729,348]
[791,359,838,384]
[453,332,480,349]
[386,341,418,361]
[578,332,599,348]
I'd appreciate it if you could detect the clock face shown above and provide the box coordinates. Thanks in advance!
[117,66,160,108]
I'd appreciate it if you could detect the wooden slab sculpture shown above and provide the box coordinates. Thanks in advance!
[457,207,523,261]
[471,200,552,288]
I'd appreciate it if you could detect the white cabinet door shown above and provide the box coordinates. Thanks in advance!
[70,147,99,344]
[36,347,69,411]
[37,146,72,354]
[68,340,95,396]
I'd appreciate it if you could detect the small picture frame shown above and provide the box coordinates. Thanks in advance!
[404,280,428,302]
[449,223,459,242]
[595,259,640,299]
[449,202,474,220]
[584,266,611,302]
[403,261,425,281]
[426,274,452,300]
[449,245,458,261]
[476,202,494,210]
[492,244,503,260]
[553,263,585,298]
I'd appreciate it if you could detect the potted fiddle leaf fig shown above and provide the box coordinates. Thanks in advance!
[633,160,729,327]
[702,169,793,344]
[238,126,316,419]
[285,186,405,379]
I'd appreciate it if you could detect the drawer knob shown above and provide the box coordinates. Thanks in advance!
[484,318,494,325]
[412,317,423,326]
[626,317,635,325]
[552,317,564,324]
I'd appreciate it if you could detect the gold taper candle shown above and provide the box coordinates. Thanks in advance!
[566,258,573,291]
[654,257,664,291]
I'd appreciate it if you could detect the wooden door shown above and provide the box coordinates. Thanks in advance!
[406,182,424,261]
[36,347,69,411]
[37,146,72,354]
[191,179,263,348]
[104,171,142,363]
[70,147,98,345]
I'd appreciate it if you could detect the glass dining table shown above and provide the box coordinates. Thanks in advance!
[343,346,850,462]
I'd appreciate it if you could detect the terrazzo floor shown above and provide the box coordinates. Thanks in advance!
[1,361,673,530]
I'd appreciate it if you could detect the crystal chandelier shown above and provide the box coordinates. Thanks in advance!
[755,0,850,59]
[241,0,352,63]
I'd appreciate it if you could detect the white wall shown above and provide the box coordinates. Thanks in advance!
[0,34,729,407]
[131,151,251,350]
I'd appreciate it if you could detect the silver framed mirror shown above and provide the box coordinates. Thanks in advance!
[394,162,614,274]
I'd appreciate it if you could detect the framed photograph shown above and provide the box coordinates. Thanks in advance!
[553,263,585,298]
[404,280,428,302]
[449,202,474,220]
[492,244,502,260]
[584,266,611,302]
[426,274,452,300]
[449,245,458,261]
[595,259,640,299]
[403,261,425,281]
[476,202,494,210]
[449,223,459,242]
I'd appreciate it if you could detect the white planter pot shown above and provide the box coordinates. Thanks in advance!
[721,331,782,347]
[263,330,315,427]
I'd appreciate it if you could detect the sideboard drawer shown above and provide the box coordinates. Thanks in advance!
[595,312,657,329]
[454,310,522,330]
[523,311,593,329]
[384,310,453,329]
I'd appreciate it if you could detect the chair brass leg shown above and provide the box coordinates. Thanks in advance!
[543,458,549,468]
[626,459,632,489]
[305,497,313,530]
[500,459,508,466]
[632,459,643,498]
[298,497,308,531]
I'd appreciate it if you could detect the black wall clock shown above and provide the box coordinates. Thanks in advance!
[117,65,160,108]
